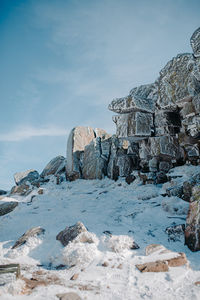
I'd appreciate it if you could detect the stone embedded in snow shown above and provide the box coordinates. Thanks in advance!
[125,174,136,185]
[12,227,45,249]
[66,126,95,179]
[56,293,81,300]
[0,190,7,195]
[0,201,18,216]
[190,27,200,57]
[14,169,40,186]
[10,184,32,196]
[165,224,185,242]
[56,222,87,247]
[185,193,200,251]
[136,261,169,273]
[156,171,168,184]
[157,53,200,110]
[108,83,157,114]
[161,197,189,215]
[159,161,171,173]
[102,235,139,253]
[40,156,65,178]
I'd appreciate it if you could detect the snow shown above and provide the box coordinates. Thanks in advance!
[0,165,200,299]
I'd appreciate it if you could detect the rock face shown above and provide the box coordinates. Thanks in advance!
[40,156,65,178]
[0,201,18,216]
[14,169,40,186]
[190,27,200,58]
[56,222,87,247]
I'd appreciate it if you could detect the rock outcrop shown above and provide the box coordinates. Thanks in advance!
[14,169,40,186]
[40,156,65,178]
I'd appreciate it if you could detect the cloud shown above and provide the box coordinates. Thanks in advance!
[0,126,68,142]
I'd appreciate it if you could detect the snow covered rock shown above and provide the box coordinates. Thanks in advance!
[10,184,32,196]
[190,27,200,58]
[40,156,65,178]
[56,293,81,300]
[102,235,139,253]
[12,227,45,249]
[161,197,189,215]
[14,169,40,186]
[165,224,185,242]
[56,222,87,247]
[136,260,169,272]
[0,201,18,216]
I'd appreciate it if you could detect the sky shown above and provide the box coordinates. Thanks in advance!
[0,0,200,189]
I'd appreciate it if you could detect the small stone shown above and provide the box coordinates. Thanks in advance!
[125,174,136,185]
[102,262,109,267]
[136,261,169,273]
[56,293,81,300]
[56,222,87,247]
[117,264,123,269]
[159,161,170,173]
[70,273,79,280]
[10,184,31,196]
[156,171,168,184]
[38,189,44,195]
[194,281,200,286]
[0,201,18,216]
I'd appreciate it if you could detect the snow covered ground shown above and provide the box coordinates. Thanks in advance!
[0,165,200,299]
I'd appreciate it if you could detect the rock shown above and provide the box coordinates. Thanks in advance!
[115,154,133,177]
[165,224,185,242]
[66,126,95,178]
[82,136,111,180]
[12,227,45,249]
[10,184,31,196]
[56,293,81,300]
[162,197,189,215]
[40,156,65,178]
[102,262,109,267]
[166,185,183,198]
[56,222,87,247]
[145,244,168,256]
[112,112,154,137]
[166,252,187,267]
[125,174,136,185]
[157,53,200,110]
[0,201,18,216]
[14,169,40,186]
[70,273,79,280]
[159,161,171,173]
[136,261,169,273]
[149,157,158,172]
[154,110,181,136]
[185,199,200,251]
[194,281,200,286]
[108,83,157,114]
[182,181,193,201]
[156,171,168,184]
[0,190,7,195]
[67,172,80,182]
[38,189,44,195]
[190,27,200,57]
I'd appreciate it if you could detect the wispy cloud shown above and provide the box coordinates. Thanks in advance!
[0,126,68,142]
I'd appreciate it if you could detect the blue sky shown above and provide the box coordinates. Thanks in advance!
[0,0,200,189]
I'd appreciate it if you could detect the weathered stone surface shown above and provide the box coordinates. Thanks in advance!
[159,161,171,173]
[14,169,40,186]
[56,222,87,247]
[0,190,7,195]
[156,171,168,184]
[155,110,181,136]
[185,195,200,251]
[157,53,200,110]
[10,184,31,196]
[109,83,157,114]
[166,185,183,198]
[40,156,65,178]
[113,111,154,138]
[12,227,45,249]
[56,293,81,300]
[136,261,169,273]
[165,224,185,242]
[115,154,133,177]
[0,201,18,216]
[66,126,95,178]
[149,157,158,172]
[125,174,136,185]
[190,27,200,58]
[82,136,111,180]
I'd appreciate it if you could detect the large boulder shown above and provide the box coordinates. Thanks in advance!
[40,156,65,178]
[66,126,95,179]
[82,136,111,180]
[190,27,200,58]
[12,227,45,249]
[14,169,40,186]
[56,221,87,247]
[0,201,18,216]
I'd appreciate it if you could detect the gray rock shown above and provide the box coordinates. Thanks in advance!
[165,224,185,242]
[0,190,7,195]
[0,201,18,216]
[14,169,40,186]
[154,110,181,136]
[190,27,200,58]
[116,154,133,177]
[166,185,183,198]
[12,227,45,249]
[159,161,171,173]
[66,126,95,179]
[156,171,168,184]
[157,53,200,110]
[182,181,193,202]
[125,174,136,185]
[40,156,65,178]
[149,157,158,172]
[56,222,87,247]
[185,198,200,251]
[109,83,157,114]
